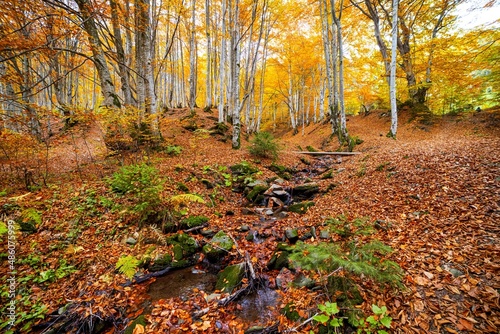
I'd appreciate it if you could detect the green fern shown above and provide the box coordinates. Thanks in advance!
[169,194,205,210]
[116,255,140,279]
[21,208,42,225]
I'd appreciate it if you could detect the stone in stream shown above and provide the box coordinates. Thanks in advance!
[202,230,235,262]
[285,228,299,243]
[287,201,315,214]
[291,182,320,201]
[215,262,246,292]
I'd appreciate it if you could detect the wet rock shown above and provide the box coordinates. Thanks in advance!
[285,228,299,243]
[288,201,315,214]
[126,237,137,245]
[319,230,330,239]
[149,254,172,272]
[292,273,316,289]
[239,224,250,232]
[124,315,146,334]
[292,182,319,200]
[241,208,256,215]
[267,243,293,270]
[203,230,234,262]
[200,229,216,238]
[169,233,199,255]
[276,267,295,289]
[216,262,246,292]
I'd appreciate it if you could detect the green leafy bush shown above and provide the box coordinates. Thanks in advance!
[108,163,163,220]
[248,131,281,159]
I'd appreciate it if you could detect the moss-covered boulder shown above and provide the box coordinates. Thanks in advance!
[124,315,147,334]
[267,243,293,270]
[167,233,200,259]
[285,228,299,243]
[292,183,319,200]
[230,161,259,176]
[246,185,268,203]
[216,262,246,292]
[288,201,315,214]
[149,254,172,272]
[202,230,234,262]
[180,215,209,229]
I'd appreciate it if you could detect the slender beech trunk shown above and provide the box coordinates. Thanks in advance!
[188,0,197,109]
[75,0,120,109]
[205,0,212,108]
[389,0,398,137]
[218,0,227,123]
[109,0,133,105]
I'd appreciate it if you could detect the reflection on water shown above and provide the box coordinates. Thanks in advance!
[147,267,217,302]
[235,287,279,325]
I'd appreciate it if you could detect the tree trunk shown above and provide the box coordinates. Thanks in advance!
[188,0,197,109]
[389,0,398,138]
[75,0,121,109]
[109,0,133,106]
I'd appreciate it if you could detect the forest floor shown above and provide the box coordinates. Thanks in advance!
[0,107,499,333]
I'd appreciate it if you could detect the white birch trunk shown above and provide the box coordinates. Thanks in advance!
[389,0,399,137]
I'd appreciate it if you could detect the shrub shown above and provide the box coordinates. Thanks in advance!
[108,163,163,220]
[248,131,281,159]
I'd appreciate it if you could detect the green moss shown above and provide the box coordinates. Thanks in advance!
[181,215,209,228]
[288,201,315,214]
[215,262,246,292]
[246,185,268,202]
[203,230,234,262]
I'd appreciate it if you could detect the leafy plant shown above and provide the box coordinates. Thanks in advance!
[248,131,281,159]
[21,208,42,225]
[355,305,392,334]
[116,255,140,279]
[289,215,403,328]
[311,302,343,332]
[165,145,182,156]
[108,163,163,220]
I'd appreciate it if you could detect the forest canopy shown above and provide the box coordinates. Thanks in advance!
[0,0,498,139]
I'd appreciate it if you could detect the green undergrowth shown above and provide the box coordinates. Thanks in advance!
[288,215,404,330]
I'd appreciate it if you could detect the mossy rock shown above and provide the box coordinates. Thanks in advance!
[149,254,172,272]
[246,185,268,202]
[320,169,334,179]
[180,215,209,229]
[210,122,229,135]
[176,182,189,192]
[167,233,200,258]
[267,250,291,270]
[292,273,316,289]
[288,201,315,214]
[230,161,259,176]
[268,163,295,180]
[292,183,319,200]
[202,230,234,262]
[267,243,294,270]
[282,302,300,321]
[201,179,214,189]
[216,262,246,292]
[285,228,299,243]
[124,315,147,334]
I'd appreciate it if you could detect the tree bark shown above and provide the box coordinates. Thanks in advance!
[75,0,121,109]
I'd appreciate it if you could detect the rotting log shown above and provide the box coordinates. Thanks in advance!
[293,151,361,156]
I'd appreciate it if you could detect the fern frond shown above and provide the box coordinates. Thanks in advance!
[169,194,205,210]
[150,224,168,246]
[116,255,140,279]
